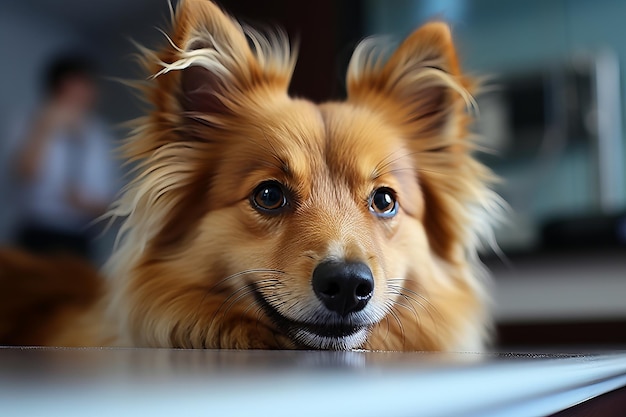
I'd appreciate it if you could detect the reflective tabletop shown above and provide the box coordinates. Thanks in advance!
[2,347,626,417]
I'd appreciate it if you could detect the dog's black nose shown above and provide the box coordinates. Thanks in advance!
[312,261,374,316]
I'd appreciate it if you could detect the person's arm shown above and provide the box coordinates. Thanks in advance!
[14,109,56,181]
[14,104,81,181]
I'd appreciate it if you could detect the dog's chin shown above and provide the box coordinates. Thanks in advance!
[289,325,370,350]
[253,289,373,350]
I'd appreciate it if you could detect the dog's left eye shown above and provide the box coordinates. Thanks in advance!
[369,187,398,218]
[252,181,288,212]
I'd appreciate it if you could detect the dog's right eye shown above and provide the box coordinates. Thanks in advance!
[251,181,288,213]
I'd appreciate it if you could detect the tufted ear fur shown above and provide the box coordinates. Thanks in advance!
[346,22,474,146]
[112,0,297,255]
[135,0,295,119]
[346,23,493,262]
[153,0,295,118]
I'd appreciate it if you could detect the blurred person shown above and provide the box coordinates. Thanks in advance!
[9,54,117,260]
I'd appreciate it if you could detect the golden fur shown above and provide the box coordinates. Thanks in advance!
[0,249,109,346]
[0,0,500,351]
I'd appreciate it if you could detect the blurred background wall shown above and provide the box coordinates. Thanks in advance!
[0,2,78,244]
[0,0,171,264]
[368,0,626,246]
[0,0,624,349]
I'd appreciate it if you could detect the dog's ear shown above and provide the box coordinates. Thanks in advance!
[116,1,297,254]
[347,24,491,262]
[346,22,472,145]
[158,0,295,116]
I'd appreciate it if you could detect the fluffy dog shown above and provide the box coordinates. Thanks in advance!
[1,0,498,351]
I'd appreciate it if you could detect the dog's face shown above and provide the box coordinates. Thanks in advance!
[108,0,495,351]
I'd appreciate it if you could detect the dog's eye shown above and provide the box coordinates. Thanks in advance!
[369,188,398,218]
[252,181,288,212]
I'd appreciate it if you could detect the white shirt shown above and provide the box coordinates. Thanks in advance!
[14,116,118,233]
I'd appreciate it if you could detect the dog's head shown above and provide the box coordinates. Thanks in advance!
[107,0,497,351]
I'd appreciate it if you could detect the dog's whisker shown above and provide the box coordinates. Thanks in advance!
[207,286,256,340]
[205,278,284,339]
[387,284,432,314]
[240,298,281,348]
[200,272,287,335]
[387,307,406,349]
[387,281,443,318]
[386,287,420,324]
[387,282,446,335]
[372,149,422,180]
[383,315,391,346]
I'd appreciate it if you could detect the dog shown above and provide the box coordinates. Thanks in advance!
[0,0,499,351]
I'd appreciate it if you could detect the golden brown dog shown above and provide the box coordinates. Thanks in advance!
[0,0,499,351]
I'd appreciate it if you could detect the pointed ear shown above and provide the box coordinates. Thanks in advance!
[348,24,492,262]
[346,22,473,145]
[156,0,295,116]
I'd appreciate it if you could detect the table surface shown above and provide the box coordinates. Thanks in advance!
[2,347,626,417]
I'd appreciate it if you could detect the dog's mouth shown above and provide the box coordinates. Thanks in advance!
[253,288,372,350]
